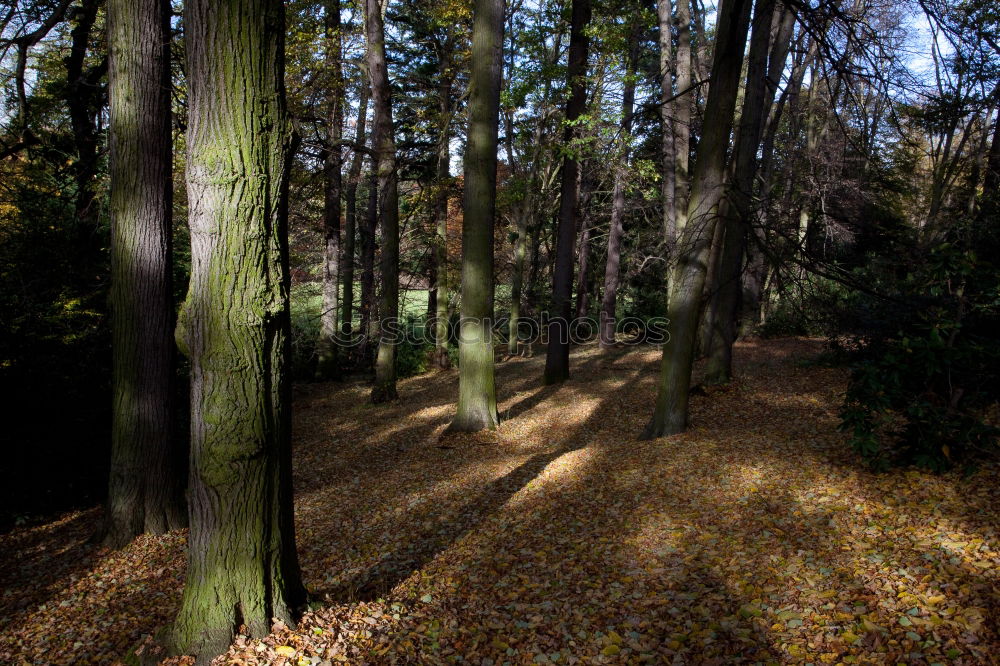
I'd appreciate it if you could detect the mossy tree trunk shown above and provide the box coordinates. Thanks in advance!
[170,0,306,660]
[543,0,591,385]
[642,0,753,438]
[105,0,185,549]
[450,0,504,432]
[316,0,345,380]
[367,0,400,403]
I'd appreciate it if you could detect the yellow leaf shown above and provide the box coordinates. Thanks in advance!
[602,644,621,656]
[275,645,297,657]
[606,631,623,645]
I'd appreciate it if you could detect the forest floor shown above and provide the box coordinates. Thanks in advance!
[1,338,999,665]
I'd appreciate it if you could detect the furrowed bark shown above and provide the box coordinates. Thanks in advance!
[366,0,400,403]
[543,0,591,385]
[449,0,504,432]
[171,0,306,660]
[643,0,753,438]
[316,0,345,380]
[105,0,185,549]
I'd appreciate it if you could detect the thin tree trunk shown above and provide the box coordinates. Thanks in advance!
[598,31,638,348]
[642,0,753,438]
[433,54,454,369]
[543,0,591,385]
[105,0,185,549]
[342,67,370,340]
[367,0,400,403]
[658,0,676,241]
[674,0,694,236]
[703,0,786,384]
[360,165,378,364]
[66,0,104,229]
[450,0,503,431]
[170,0,306,659]
[574,183,594,320]
[316,0,345,380]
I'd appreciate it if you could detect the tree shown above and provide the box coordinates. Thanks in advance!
[367,0,401,403]
[450,0,504,432]
[104,0,184,548]
[599,18,641,349]
[316,0,346,380]
[543,0,591,385]
[170,0,306,659]
[703,0,794,384]
[643,0,753,438]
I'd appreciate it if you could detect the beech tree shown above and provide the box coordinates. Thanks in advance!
[170,0,306,659]
[104,0,184,548]
[450,0,504,432]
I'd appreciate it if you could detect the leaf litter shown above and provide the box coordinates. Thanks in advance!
[1,338,998,664]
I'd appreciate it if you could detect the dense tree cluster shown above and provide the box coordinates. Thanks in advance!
[2,0,998,660]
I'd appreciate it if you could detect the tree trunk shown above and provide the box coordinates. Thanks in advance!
[170,0,306,660]
[673,0,694,237]
[599,29,639,348]
[543,0,591,385]
[433,54,454,369]
[367,0,400,403]
[450,0,503,431]
[316,0,345,380]
[658,0,676,241]
[359,165,378,365]
[704,0,792,384]
[574,187,594,320]
[105,0,185,549]
[66,0,104,229]
[342,67,370,340]
[643,0,753,438]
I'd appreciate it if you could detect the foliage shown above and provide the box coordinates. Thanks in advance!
[838,221,1000,470]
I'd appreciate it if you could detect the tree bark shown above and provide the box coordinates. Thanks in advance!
[450,0,503,431]
[316,0,345,380]
[643,0,753,438]
[342,67,371,340]
[673,0,694,237]
[367,0,401,403]
[170,0,306,660]
[105,0,185,549]
[543,0,591,385]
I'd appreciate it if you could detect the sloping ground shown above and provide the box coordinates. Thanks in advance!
[1,338,998,665]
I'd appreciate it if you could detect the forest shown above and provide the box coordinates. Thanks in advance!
[1,0,999,662]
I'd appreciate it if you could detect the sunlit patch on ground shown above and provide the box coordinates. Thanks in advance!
[1,338,997,664]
